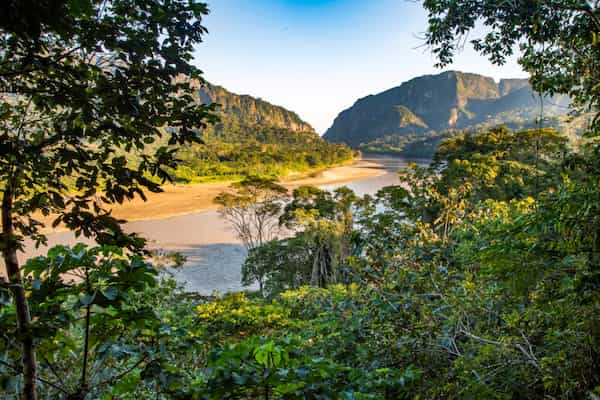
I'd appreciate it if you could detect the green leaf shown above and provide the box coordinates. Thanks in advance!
[80,293,96,305]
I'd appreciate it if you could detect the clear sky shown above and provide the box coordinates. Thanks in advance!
[194,0,528,133]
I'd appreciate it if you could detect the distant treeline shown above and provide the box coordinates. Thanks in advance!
[359,112,593,158]
[171,120,356,182]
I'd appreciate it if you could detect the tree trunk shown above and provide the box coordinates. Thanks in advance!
[310,245,321,287]
[2,182,37,400]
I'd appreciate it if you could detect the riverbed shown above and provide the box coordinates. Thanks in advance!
[14,155,416,294]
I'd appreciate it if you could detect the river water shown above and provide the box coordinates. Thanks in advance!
[16,155,417,294]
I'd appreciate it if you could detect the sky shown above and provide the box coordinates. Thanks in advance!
[193,0,528,133]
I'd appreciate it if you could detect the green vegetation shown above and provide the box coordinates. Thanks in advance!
[2,0,600,399]
[214,176,288,251]
[5,122,598,398]
[198,83,314,133]
[119,82,356,185]
[359,114,591,158]
[172,119,355,183]
[0,0,215,398]
[242,185,361,296]
[359,130,454,158]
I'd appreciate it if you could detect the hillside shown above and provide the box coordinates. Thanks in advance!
[323,71,582,156]
[170,83,355,182]
[198,83,314,133]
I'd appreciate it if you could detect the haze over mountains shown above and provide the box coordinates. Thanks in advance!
[189,71,588,162]
[323,71,576,151]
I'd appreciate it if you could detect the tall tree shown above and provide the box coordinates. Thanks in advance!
[214,176,288,293]
[0,1,216,398]
[280,186,360,287]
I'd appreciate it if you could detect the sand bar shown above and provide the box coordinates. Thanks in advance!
[29,160,386,231]
[112,160,385,221]
[2,158,403,292]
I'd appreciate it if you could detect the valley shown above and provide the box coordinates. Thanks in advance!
[2,1,599,398]
[15,156,403,294]
[169,82,355,183]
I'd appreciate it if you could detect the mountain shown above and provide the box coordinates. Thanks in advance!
[198,83,314,133]
[168,82,354,183]
[323,71,573,150]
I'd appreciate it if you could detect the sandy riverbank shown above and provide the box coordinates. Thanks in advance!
[110,160,385,221]
[4,157,403,292]
[31,160,385,230]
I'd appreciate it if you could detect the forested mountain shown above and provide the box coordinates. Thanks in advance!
[323,71,581,155]
[170,83,354,182]
[198,83,314,133]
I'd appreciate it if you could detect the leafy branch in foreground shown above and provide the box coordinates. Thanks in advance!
[0,245,160,399]
[0,1,216,398]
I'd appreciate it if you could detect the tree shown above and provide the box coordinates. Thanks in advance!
[0,1,215,398]
[423,0,600,129]
[403,2,600,396]
[280,186,361,287]
[243,237,313,297]
[0,245,161,399]
[434,126,569,201]
[240,185,363,295]
[214,176,288,293]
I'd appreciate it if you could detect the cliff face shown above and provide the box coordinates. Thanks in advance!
[498,78,531,96]
[199,83,314,133]
[324,71,569,148]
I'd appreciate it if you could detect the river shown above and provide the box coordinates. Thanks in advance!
[15,155,417,294]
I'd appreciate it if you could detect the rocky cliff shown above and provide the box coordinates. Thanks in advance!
[324,71,570,148]
[199,83,314,133]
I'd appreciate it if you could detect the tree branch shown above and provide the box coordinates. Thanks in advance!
[94,354,150,389]
[0,359,69,395]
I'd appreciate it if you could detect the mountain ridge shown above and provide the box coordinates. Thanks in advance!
[166,80,354,183]
[198,82,315,133]
[323,71,571,149]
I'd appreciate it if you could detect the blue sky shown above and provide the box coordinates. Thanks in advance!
[194,0,528,133]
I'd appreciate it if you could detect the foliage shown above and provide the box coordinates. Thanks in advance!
[1,245,158,398]
[186,287,422,399]
[359,115,590,158]
[242,186,364,296]
[215,176,288,251]
[3,124,598,399]
[0,0,216,250]
[215,176,289,295]
[3,0,600,399]
[344,130,598,397]
[195,292,294,342]
[242,237,313,297]
[173,120,355,183]
[1,245,210,399]
[433,126,568,201]
[423,0,600,130]
[241,121,597,398]
[0,1,216,398]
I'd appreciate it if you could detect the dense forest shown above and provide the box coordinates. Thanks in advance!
[172,119,355,182]
[170,84,355,182]
[358,113,593,158]
[1,1,599,400]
